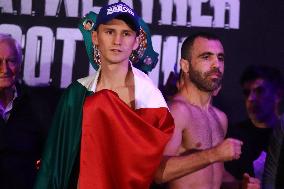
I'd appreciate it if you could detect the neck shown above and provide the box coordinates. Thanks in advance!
[0,87,15,109]
[179,81,212,110]
[98,61,131,90]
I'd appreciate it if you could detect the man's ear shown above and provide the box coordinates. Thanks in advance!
[92,31,98,46]
[132,36,139,50]
[180,58,190,74]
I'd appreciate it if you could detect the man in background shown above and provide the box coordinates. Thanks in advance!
[225,64,283,188]
[0,34,57,189]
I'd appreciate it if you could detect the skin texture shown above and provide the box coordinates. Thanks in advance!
[92,19,138,66]
[0,40,21,108]
[91,18,139,108]
[155,37,244,189]
[166,95,228,189]
[187,37,224,93]
[0,41,20,91]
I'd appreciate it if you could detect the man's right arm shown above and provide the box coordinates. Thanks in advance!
[154,102,243,183]
[155,138,243,183]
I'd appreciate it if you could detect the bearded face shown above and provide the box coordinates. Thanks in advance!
[188,62,223,92]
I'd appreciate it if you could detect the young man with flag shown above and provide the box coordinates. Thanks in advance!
[34,2,174,189]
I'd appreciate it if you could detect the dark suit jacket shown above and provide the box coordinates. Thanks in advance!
[0,84,62,189]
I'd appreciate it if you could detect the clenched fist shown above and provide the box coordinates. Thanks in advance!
[211,138,243,162]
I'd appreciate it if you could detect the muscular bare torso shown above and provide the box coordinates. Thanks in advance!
[167,95,227,189]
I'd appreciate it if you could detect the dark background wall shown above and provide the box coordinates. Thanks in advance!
[1,0,284,125]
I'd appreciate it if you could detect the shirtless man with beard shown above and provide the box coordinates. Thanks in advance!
[155,32,259,189]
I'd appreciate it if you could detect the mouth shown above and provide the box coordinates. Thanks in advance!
[209,73,221,78]
[110,49,122,53]
[207,72,222,79]
[205,69,222,78]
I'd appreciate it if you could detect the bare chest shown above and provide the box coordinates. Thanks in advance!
[181,106,225,150]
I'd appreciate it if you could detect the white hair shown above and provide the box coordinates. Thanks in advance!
[0,34,22,64]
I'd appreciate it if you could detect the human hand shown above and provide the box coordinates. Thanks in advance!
[242,173,260,189]
[212,138,243,162]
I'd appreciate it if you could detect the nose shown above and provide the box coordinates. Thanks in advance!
[113,34,122,45]
[247,90,257,101]
[0,59,10,73]
[211,56,220,69]
[211,56,225,73]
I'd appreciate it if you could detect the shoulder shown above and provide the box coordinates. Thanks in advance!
[59,76,96,106]
[64,73,98,93]
[133,67,168,109]
[169,95,191,115]
[132,67,157,93]
[168,95,193,129]
[77,73,98,91]
[212,106,227,121]
[17,84,62,109]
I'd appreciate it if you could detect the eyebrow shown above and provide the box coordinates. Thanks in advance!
[102,26,134,33]
[198,52,213,57]
[197,52,225,58]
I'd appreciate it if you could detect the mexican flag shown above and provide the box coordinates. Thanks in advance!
[34,67,174,189]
